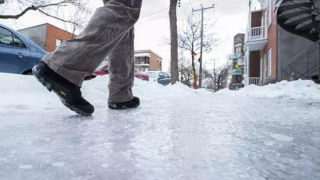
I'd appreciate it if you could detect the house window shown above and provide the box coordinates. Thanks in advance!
[140,67,148,72]
[235,47,241,53]
[55,39,62,50]
[269,0,272,27]
[268,48,272,77]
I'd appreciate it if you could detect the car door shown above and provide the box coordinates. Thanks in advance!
[0,27,31,74]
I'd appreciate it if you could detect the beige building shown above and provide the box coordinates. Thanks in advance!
[134,50,162,72]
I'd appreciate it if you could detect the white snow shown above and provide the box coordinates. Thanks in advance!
[217,79,320,100]
[2,73,319,115]
[0,73,211,114]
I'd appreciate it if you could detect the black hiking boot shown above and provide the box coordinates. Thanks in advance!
[108,96,140,110]
[32,61,94,116]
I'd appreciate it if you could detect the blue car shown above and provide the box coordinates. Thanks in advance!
[146,71,171,86]
[0,24,47,75]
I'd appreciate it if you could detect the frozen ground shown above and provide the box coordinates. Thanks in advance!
[1,73,320,180]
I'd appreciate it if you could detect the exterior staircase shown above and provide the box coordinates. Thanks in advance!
[276,0,320,82]
[276,0,320,42]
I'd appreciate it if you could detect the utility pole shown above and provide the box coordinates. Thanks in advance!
[192,4,214,88]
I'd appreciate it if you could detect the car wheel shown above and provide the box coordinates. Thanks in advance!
[84,75,96,81]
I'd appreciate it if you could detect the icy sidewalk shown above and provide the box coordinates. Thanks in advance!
[1,73,320,180]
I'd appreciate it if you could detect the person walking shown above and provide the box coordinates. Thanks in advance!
[32,0,142,116]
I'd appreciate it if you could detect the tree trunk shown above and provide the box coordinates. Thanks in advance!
[191,51,198,89]
[169,0,179,85]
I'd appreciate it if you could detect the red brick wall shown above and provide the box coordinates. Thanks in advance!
[250,51,261,77]
[149,53,162,71]
[260,4,277,82]
[45,24,76,52]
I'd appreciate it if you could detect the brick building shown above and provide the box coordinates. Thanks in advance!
[245,0,316,86]
[134,50,162,72]
[18,23,76,52]
[245,0,276,86]
[228,33,245,90]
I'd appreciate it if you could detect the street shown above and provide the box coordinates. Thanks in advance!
[1,75,320,180]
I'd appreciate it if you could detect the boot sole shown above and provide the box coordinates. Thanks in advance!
[32,65,92,116]
[108,102,139,110]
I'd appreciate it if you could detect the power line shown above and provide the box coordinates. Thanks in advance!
[140,0,213,20]
[137,3,248,26]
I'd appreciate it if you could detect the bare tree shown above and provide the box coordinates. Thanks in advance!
[203,63,229,92]
[177,17,218,89]
[62,0,91,39]
[169,0,179,85]
[29,35,46,49]
[0,0,88,27]
[178,55,192,87]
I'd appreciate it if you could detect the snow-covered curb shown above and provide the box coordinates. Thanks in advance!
[217,79,320,100]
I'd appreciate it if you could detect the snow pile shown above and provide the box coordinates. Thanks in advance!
[0,73,210,114]
[217,79,320,100]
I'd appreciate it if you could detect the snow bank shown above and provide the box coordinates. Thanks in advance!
[217,79,320,100]
[0,73,210,114]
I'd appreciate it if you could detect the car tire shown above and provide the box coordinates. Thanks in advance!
[24,71,33,75]
[84,75,96,81]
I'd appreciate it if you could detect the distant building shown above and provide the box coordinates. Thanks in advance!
[228,33,245,90]
[18,23,76,52]
[134,50,162,72]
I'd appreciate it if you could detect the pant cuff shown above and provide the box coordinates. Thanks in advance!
[42,59,84,87]
[108,94,133,103]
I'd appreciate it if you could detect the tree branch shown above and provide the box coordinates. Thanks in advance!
[0,1,72,19]
[38,9,82,27]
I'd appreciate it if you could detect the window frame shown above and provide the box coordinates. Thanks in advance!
[263,54,267,79]
[55,38,62,50]
[268,48,272,77]
[268,0,272,27]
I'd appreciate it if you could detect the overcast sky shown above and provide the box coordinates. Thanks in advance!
[0,0,260,71]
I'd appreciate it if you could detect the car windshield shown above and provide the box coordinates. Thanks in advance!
[96,61,108,70]
[146,72,158,78]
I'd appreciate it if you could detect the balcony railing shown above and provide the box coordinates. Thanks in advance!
[229,52,242,60]
[249,77,261,86]
[230,68,243,76]
[246,26,267,41]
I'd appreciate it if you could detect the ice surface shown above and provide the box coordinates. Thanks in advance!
[1,73,320,180]
[270,133,294,142]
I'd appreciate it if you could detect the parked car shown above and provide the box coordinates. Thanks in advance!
[0,23,47,75]
[84,61,149,81]
[146,71,171,86]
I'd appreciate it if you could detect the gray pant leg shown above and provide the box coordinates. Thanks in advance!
[42,0,142,88]
[108,28,135,103]
[101,0,136,103]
